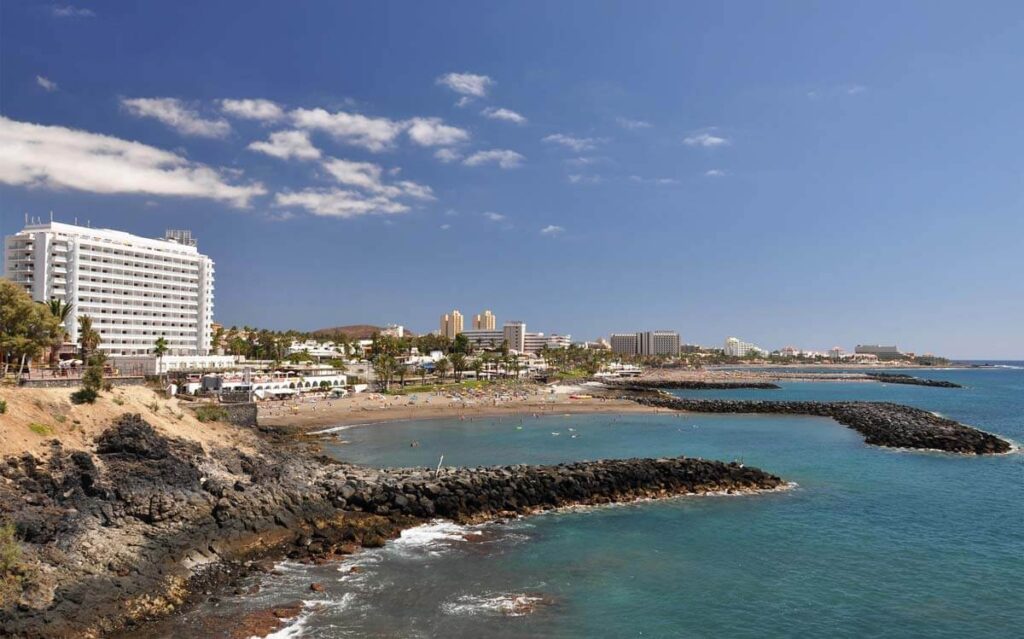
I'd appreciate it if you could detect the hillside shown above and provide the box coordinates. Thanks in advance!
[0,385,257,457]
[311,324,415,340]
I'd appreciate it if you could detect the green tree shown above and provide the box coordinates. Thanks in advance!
[78,315,101,360]
[450,352,467,380]
[452,333,471,355]
[44,299,73,365]
[153,335,169,381]
[0,279,63,376]
[434,357,450,382]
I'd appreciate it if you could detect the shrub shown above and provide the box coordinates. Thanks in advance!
[0,399,6,414]
[0,520,22,608]
[194,405,229,423]
[28,423,53,436]
[70,388,98,405]
[54,415,66,424]
[112,396,125,406]
[148,402,160,412]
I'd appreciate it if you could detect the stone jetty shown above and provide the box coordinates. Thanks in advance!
[0,414,784,638]
[621,392,1009,454]
[609,380,781,390]
[865,372,963,388]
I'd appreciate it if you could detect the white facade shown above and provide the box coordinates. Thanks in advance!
[724,337,761,357]
[461,321,568,354]
[287,340,348,359]
[5,222,214,357]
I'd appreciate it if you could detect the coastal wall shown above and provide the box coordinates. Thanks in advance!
[220,401,258,427]
[0,414,783,638]
[622,393,1010,454]
[18,376,146,389]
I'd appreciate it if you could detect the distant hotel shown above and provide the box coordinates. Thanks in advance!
[855,344,902,360]
[4,221,215,358]
[724,337,762,357]
[473,309,496,330]
[462,319,570,354]
[439,310,464,338]
[610,331,681,356]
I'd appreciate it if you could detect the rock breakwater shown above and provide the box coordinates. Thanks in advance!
[865,373,962,388]
[610,380,781,390]
[0,414,783,638]
[623,394,1010,454]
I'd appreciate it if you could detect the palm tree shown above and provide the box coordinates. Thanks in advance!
[78,315,101,360]
[44,299,73,365]
[153,336,169,381]
[450,353,466,380]
[435,357,450,383]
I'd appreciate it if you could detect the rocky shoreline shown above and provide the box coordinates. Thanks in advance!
[608,380,781,390]
[612,389,1010,454]
[864,372,963,388]
[0,414,783,638]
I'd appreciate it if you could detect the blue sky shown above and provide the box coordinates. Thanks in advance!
[2,1,1023,358]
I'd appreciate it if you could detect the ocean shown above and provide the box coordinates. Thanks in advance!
[159,364,1024,638]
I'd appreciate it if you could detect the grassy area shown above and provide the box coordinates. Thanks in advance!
[28,423,54,436]
[387,378,509,395]
[193,405,229,423]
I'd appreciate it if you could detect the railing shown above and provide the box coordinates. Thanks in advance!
[18,363,150,380]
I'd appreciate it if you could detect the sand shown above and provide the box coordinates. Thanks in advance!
[259,386,659,430]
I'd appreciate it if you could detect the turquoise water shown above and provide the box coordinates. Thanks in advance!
[164,366,1023,638]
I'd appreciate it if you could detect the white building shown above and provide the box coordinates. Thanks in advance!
[4,221,215,357]
[287,340,348,360]
[724,337,761,357]
[460,321,569,354]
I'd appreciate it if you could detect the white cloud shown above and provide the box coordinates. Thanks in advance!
[616,117,651,130]
[247,130,321,160]
[405,117,470,147]
[396,180,435,200]
[463,149,524,169]
[321,157,434,201]
[481,107,526,125]
[52,5,95,17]
[483,211,506,222]
[683,132,729,148]
[542,133,605,152]
[629,175,679,185]
[808,85,867,99]
[568,174,602,185]
[291,107,405,152]
[564,156,608,167]
[440,223,451,230]
[540,225,565,236]
[121,97,231,138]
[274,189,409,218]
[436,72,494,98]
[704,169,725,177]
[434,148,462,163]
[845,85,867,95]
[0,116,265,207]
[36,76,58,92]
[221,98,285,122]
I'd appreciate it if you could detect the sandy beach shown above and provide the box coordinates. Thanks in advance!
[258,383,659,430]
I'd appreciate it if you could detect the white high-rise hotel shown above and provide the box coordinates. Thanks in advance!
[4,221,215,357]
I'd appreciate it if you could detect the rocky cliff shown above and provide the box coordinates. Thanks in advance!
[0,414,783,638]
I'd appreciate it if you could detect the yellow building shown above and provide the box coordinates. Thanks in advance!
[440,310,464,338]
[473,309,496,330]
